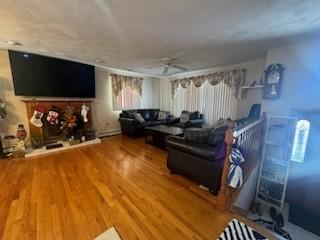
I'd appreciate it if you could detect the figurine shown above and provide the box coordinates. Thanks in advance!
[0,99,6,120]
[16,124,27,140]
[81,104,90,123]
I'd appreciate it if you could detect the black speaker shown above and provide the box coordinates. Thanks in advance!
[83,129,96,141]
[46,143,63,150]
[0,138,4,158]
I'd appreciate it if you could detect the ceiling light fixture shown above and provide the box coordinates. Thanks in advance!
[7,40,22,46]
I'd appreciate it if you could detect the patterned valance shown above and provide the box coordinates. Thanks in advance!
[111,74,143,98]
[171,69,246,98]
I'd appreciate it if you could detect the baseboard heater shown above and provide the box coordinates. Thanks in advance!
[46,143,63,150]
[97,129,122,137]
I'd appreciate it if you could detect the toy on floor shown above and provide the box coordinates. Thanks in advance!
[251,205,292,240]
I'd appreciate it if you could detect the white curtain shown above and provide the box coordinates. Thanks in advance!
[172,81,237,126]
[113,86,141,110]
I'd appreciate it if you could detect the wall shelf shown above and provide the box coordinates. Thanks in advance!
[241,85,263,89]
[240,85,263,99]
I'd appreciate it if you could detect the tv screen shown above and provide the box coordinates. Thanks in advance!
[9,50,95,98]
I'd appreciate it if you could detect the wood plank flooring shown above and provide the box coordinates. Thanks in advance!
[0,135,235,240]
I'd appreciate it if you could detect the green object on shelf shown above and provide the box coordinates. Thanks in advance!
[0,99,6,120]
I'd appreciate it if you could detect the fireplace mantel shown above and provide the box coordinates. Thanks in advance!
[21,98,94,103]
[24,100,93,146]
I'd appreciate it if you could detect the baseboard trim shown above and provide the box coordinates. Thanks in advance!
[97,129,122,137]
[25,138,102,158]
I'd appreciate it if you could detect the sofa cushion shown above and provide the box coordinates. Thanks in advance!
[138,110,150,121]
[180,111,190,123]
[158,111,168,120]
[207,118,230,146]
[184,128,209,144]
[137,109,159,121]
[212,118,229,129]
[207,126,228,146]
[122,110,137,119]
[189,111,200,120]
[134,113,145,123]
[166,136,216,161]
[151,111,159,120]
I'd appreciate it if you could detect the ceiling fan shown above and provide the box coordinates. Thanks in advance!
[149,57,188,74]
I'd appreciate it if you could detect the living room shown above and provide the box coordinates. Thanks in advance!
[0,1,320,240]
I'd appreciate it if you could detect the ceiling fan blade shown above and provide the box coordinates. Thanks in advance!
[172,64,188,71]
[163,65,170,74]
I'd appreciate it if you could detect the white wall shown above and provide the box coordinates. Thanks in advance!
[262,39,320,116]
[159,57,266,121]
[0,50,29,137]
[0,49,161,141]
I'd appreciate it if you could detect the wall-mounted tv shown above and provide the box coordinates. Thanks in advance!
[9,50,95,98]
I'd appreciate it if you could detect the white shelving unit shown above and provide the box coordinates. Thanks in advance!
[256,115,296,210]
[241,85,263,98]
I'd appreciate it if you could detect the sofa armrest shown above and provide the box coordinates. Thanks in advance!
[166,135,185,142]
[165,135,187,149]
[189,118,204,124]
[187,118,204,128]
[119,117,139,136]
[166,135,216,161]
[119,117,136,124]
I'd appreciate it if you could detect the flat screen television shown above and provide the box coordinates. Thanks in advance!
[9,50,95,98]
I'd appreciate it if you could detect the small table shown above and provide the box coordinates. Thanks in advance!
[144,125,184,149]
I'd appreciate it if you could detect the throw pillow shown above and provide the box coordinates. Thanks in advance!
[184,128,209,144]
[125,110,137,119]
[180,111,190,123]
[207,118,229,146]
[158,111,168,121]
[207,126,228,146]
[134,113,145,123]
[212,118,229,129]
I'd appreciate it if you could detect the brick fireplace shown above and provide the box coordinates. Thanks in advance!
[24,100,92,147]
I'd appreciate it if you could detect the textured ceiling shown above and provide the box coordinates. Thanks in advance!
[0,0,320,76]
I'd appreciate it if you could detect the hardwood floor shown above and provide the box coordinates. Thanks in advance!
[0,135,235,240]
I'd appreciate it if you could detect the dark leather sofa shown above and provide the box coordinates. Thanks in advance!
[167,110,204,128]
[119,109,167,137]
[165,104,261,195]
[119,109,205,137]
[166,124,228,195]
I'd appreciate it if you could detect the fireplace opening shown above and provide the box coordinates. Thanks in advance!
[24,100,93,148]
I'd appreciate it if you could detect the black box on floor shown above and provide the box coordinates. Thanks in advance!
[82,129,96,141]
[46,143,63,150]
[0,139,3,159]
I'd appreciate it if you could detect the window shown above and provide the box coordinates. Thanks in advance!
[111,74,143,110]
[113,86,141,110]
[172,81,237,124]
[291,120,310,163]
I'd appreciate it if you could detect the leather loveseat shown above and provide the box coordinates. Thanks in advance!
[119,109,168,137]
[165,120,230,194]
[167,110,204,128]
